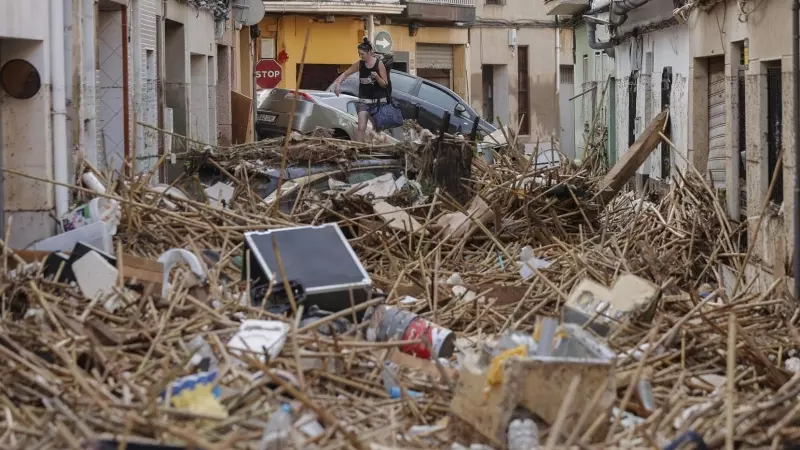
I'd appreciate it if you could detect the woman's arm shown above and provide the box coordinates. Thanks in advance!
[334,62,359,84]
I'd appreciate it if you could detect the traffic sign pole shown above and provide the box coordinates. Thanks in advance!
[252,37,258,142]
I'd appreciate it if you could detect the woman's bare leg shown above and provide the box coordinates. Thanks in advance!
[357,111,370,142]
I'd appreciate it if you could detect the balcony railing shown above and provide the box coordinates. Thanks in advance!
[406,0,475,7]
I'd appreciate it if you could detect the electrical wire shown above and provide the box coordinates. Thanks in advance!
[470,18,560,28]
[737,0,766,22]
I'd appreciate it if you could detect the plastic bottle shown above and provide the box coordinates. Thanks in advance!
[258,403,293,450]
[82,172,107,194]
[507,418,539,450]
[382,361,422,399]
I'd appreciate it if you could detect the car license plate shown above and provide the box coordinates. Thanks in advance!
[257,113,276,123]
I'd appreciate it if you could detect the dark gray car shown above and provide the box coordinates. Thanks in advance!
[328,70,496,138]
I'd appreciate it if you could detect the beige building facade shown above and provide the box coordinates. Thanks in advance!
[469,0,565,147]
[688,0,795,287]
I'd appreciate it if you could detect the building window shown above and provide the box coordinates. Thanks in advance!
[766,64,783,204]
[660,67,673,178]
[485,0,503,5]
[582,54,588,83]
[482,65,494,123]
[518,46,530,135]
[594,52,601,83]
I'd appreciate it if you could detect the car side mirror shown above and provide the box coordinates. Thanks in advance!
[455,104,466,113]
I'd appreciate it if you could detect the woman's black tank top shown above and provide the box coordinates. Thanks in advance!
[358,60,387,100]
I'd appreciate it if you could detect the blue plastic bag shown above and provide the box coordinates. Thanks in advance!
[369,101,404,131]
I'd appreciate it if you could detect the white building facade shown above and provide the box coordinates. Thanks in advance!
[0,0,65,247]
[0,0,238,248]
[609,1,690,185]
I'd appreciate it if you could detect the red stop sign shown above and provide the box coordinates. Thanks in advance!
[256,59,282,89]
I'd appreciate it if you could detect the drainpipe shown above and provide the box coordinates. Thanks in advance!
[586,20,615,58]
[793,0,800,300]
[83,0,97,167]
[585,0,654,58]
[555,18,560,143]
[367,14,375,43]
[121,6,131,175]
[51,0,70,219]
[555,18,560,93]
[609,0,653,27]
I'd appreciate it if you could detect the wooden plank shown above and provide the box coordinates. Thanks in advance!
[596,110,668,203]
[232,90,253,144]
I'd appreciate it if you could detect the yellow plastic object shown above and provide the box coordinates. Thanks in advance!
[486,345,527,388]
[170,380,229,420]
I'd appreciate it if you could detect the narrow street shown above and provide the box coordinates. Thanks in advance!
[1,0,800,449]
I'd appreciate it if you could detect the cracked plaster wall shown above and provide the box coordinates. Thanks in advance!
[689,0,796,288]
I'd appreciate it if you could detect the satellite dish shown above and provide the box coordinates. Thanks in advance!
[232,0,265,27]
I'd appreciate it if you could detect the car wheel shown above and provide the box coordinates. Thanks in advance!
[332,129,351,140]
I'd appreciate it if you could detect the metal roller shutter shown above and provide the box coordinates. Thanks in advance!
[708,57,726,188]
[416,44,454,70]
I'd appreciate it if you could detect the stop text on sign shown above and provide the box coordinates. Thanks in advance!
[257,69,281,78]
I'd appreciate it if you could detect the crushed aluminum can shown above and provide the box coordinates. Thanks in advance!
[365,305,455,359]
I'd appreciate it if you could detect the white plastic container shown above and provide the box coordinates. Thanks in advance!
[31,221,113,254]
[81,172,107,194]
[61,197,121,235]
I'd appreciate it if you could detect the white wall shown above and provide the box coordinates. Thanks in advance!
[0,35,55,247]
[614,24,689,178]
[0,0,49,40]
[163,0,218,147]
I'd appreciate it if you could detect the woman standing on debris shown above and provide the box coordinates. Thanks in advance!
[332,37,389,142]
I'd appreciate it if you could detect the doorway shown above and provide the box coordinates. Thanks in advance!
[708,56,726,188]
[299,64,341,91]
[628,70,638,147]
[98,0,130,172]
[482,65,494,123]
[417,69,450,89]
[164,19,186,182]
[559,65,575,158]
[517,45,530,136]
[766,63,783,204]
[660,67,673,178]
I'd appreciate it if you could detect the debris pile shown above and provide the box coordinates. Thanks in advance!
[2,119,799,449]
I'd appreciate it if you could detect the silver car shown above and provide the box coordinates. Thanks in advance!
[256,88,376,141]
